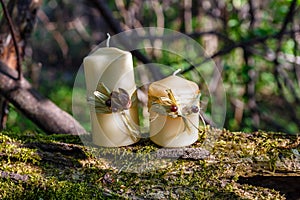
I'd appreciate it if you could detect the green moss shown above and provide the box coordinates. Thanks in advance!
[1,129,298,199]
[0,134,41,164]
[1,130,83,144]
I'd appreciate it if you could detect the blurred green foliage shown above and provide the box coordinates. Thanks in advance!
[6,0,300,134]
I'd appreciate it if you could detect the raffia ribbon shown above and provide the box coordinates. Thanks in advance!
[149,89,205,133]
[87,82,139,142]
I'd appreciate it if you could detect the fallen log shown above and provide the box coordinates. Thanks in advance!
[1,130,300,199]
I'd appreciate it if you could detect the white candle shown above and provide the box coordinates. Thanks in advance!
[83,44,139,147]
[148,73,200,147]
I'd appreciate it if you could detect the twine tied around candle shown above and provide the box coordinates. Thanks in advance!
[87,82,139,142]
[149,89,206,133]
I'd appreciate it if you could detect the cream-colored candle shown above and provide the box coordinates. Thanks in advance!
[148,73,200,147]
[83,45,139,147]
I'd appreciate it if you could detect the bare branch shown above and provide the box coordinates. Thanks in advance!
[0,61,87,135]
[182,28,300,74]
[248,0,255,29]
[243,47,260,129]
[291,16,300,86]
[90,0,163,80]
[276,0,298,40]
[273,0,300,106]
[0,0,22,80]
[188,31,234,44]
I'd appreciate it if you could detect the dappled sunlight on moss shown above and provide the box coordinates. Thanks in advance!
[1,129,299,199]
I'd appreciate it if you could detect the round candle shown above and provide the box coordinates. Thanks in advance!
[84,47,139,147]
[148,75,200,147]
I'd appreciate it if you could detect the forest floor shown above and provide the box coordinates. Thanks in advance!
[0,128,299,199]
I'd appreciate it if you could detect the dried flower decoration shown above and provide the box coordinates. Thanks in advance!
[88,82,136,113]
[150,89,205,133]
[88,82,139,141]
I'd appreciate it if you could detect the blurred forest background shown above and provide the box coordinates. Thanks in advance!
[2,0,300,134]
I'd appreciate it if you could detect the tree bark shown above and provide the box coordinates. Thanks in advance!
[0,61,87,135]
[0,0,41,129]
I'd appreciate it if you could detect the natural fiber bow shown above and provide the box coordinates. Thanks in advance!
[149,89,205,133]
[88,82,139,141]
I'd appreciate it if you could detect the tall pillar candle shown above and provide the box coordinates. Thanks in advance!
[84,46,139,147]
[148,73,200,147]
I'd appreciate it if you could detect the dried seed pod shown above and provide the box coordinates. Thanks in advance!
[118,88,131,109]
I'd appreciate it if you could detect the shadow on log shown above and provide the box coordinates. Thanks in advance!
[238,175,300,200]
[24,142,87,168]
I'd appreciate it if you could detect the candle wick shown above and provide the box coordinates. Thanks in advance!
[106,33,111,47]
[173,69,182,76]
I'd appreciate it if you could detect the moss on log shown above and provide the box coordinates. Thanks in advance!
[0,129,299,199]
